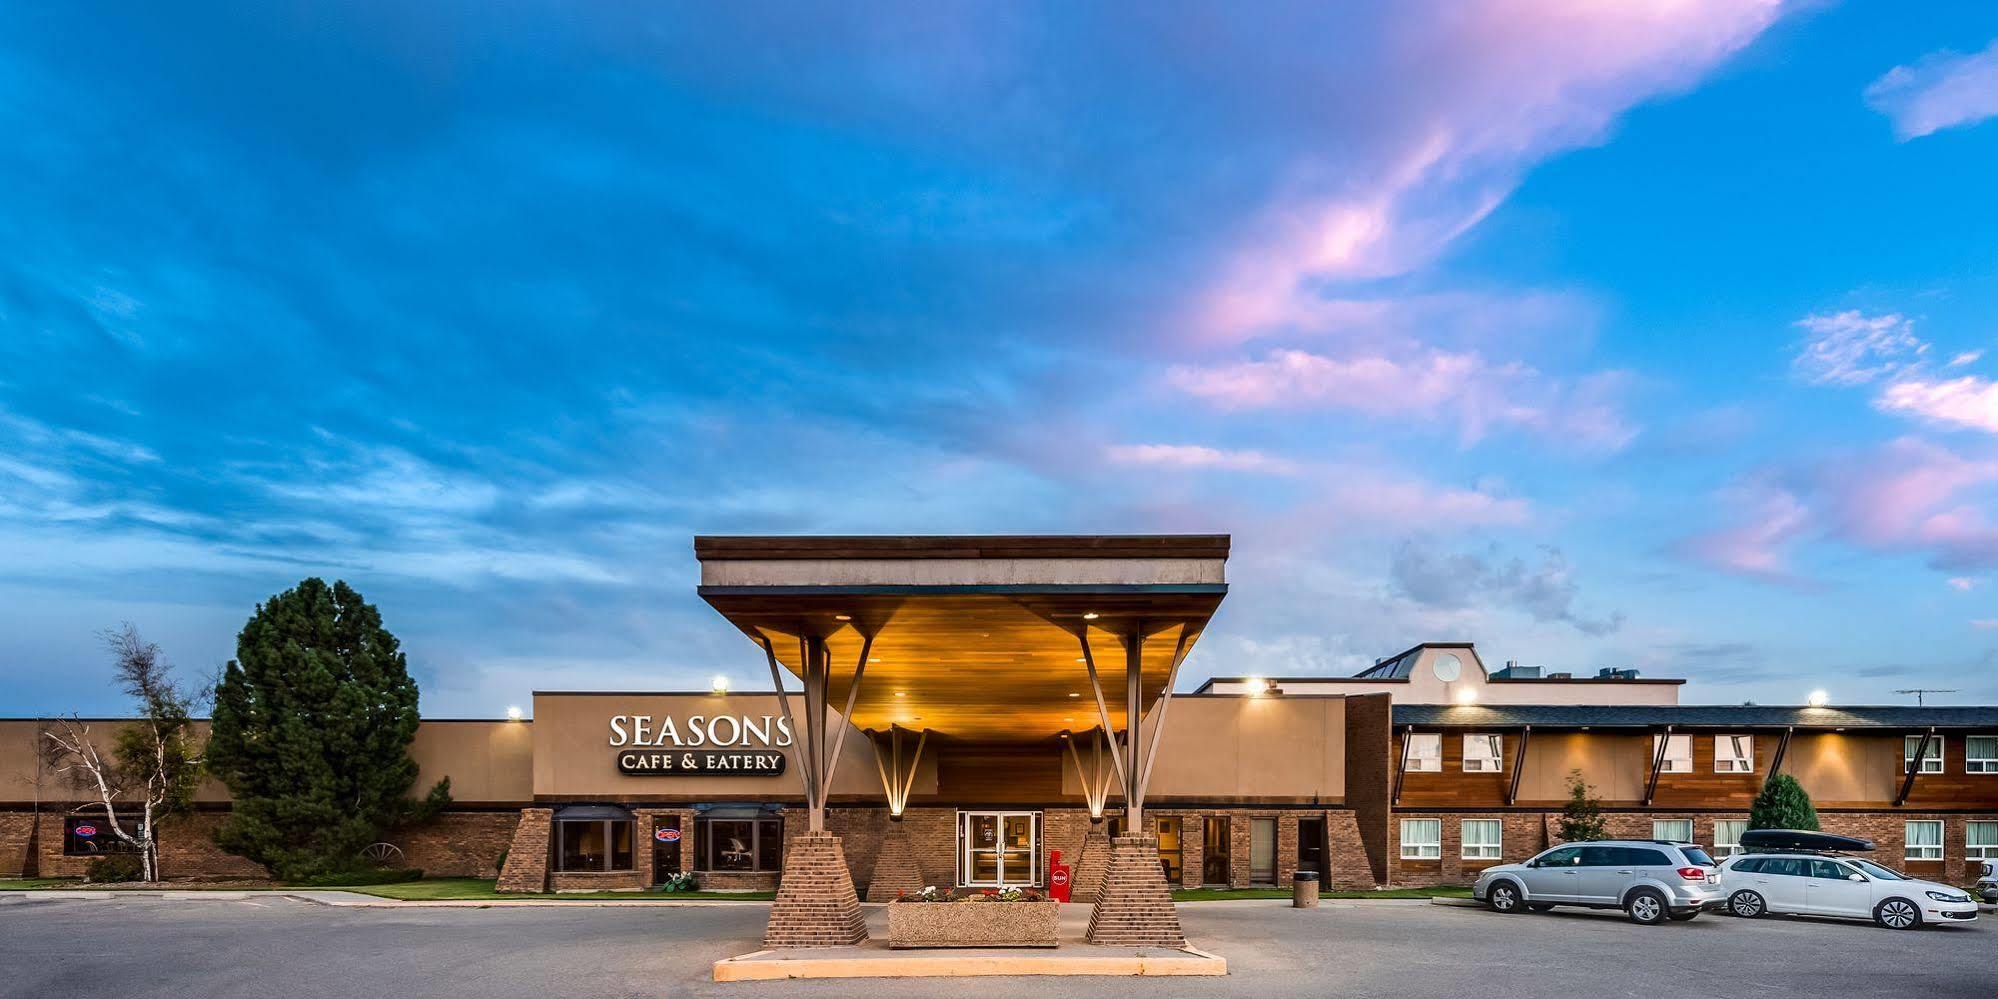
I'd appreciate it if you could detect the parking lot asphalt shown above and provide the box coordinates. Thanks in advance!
[0,895,1987,999]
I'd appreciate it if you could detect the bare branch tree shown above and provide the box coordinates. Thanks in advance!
[37,624,203,882]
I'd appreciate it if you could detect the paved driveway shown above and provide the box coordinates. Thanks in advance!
[0,896,1986,998]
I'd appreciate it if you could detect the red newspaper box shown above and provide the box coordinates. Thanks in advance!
[1048,849,1072,902]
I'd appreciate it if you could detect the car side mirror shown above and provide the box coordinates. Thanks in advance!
[1847,873,1864,882]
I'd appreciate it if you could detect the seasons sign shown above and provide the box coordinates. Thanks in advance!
[609,714,791,778]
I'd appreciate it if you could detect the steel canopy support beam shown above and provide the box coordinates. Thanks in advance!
[869,724,930,817]
[820,633,873,798]
[1077,631,1129,799]
[1135,626,1195,805]
[1505,726,1532,806]
[1644,724,1674,807]
[1896,726,1937,807]
[1763,727,1794,789]
[1123,626,1145,829]
[1065,728,1116,819]
[800,635,833,831]
[758,634,810,812]
[1392,724,1414,805]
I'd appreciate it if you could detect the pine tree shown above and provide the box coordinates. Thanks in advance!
[1747,773,1819,831]
[1557,769,1608,842]
[206,578,450,881]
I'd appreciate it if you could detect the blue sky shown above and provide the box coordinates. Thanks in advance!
[7,2,1998,716]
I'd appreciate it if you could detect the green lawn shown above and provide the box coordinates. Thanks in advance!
[341,877,776,902]
[0,878,74,890]
[1172,885,1472,902]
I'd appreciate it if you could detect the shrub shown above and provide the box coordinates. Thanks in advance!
[1748,773,1820,831]
[85,855,144,883]
[1558,770,1608,842]
[657,872,698,893]
[299,866,424,887]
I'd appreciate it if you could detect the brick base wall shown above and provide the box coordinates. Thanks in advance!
[1388,809,1998,888]
[0,812,36,876]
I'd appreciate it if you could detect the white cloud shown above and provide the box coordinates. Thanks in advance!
[1947,576,1979,592]
[1792,310,1924,386]
[1865,39,1998,141]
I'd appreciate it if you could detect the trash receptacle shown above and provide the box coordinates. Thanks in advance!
[1293,869,1319,908]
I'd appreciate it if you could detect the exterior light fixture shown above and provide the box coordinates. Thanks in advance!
[1068,692,1080,698]
[1247,675,1268,696]
[505,705,523,722]
[1807,690,1830,708]
[710,675,730,694]
[868,657,882,663]
[895,691,907,697]
[834,613,852,621]
[1454,687,1479,705]
[1082,612,1100,620]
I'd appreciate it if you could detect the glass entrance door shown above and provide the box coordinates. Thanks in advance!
[959,811,1040,887]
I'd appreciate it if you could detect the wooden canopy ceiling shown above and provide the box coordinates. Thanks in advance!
[699,587,1225,742]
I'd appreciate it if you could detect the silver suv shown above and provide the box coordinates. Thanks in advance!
[1472,840,1725,924]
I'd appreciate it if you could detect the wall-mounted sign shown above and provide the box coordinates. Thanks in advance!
[616,749,788,776]
[655,827,682,843]
[74,824,97,838]
[608,714,793,749]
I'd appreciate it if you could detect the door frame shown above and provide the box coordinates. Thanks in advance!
[956,810,1042,888]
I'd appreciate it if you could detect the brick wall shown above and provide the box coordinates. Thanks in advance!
[1344,692,1394,886]
[1388,808,1998,888]
[393,812,517,878]
[0,812,35,876]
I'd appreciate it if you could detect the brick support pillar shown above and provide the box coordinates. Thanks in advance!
[764,831,867,948]
[496,808,552,893]
[1086,834,1185,948]
[1070,825,1112,903]
[864,826,925,902]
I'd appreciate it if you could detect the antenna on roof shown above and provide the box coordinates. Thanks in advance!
[1894,688,1959,707]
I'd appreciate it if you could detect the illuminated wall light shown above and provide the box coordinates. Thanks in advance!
[1454,687,1479,705]
[1806,689,1830,708]
[505,705,523,722]
[1246,675,1268,696]
[711,675,730,694]
[1082,612,1100,620]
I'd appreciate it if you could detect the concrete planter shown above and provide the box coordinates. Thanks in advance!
[887,900,1061,949]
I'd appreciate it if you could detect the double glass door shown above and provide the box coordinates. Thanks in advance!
[960,811,1039,887]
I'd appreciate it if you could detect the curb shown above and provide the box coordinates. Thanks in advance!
[1427,897,1483,908]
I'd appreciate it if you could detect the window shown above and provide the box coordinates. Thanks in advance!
[556,817,634,873]
[1968,735,1998,774]
[62,816,137,857]
[1715,735,1754,773]
[1965,821,1998,860]
[1714,819,1747,857]
[1155,816,1184,883]
[1400,819,1442,859]
[1808,859,1853,880]
[1652,819,1693,842]
[1731,857,1763,874]
[1536,845,1583,867]
[1404,733,1442,772]
[1249,818,1277,885]
[1652,734,1692,773]
[1461,819,1502,860]
[1904,735,1944,774]
[1297,816,1327,875]
[698,817,784,873]
[1431,653,1463,682]
[1463,734,1503,773]
[1905,820,1943,861]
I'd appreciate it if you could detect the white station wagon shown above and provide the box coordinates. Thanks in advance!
[1717,829,1979,930]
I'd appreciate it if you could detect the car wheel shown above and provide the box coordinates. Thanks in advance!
[1728,890,1766,918]
[1487,881,1523,914]
[1625,888,1668,925]
[1874,897,1922,930]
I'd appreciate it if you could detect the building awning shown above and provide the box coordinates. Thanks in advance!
[695,535,1228,743]
[554,804,634,821]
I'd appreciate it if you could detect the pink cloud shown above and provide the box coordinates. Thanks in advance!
[1865,38,1998,141]
[1681,483,1812,583]
[1167,347,1634,450]
[1104,443,1301,475]
[1875,374,1998,434]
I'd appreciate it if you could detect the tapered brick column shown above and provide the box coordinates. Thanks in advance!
[765,831,868,948]
[1070,825,1112,903]
[1086,834,1186,948]
[495,808,552,893]
[864,826,925,902]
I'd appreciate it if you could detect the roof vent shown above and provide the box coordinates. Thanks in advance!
[1546,671,1573,680]
[1596,667,1640,680]
[1493,664,1542,679]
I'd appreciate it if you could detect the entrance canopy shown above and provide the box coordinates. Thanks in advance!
[695,535,1228,742]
